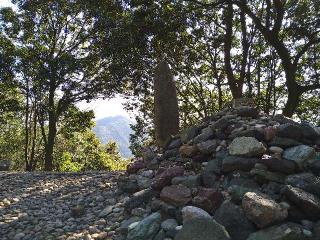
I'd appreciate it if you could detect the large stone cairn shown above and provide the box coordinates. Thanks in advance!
[120,105,320,240]
[154,61,179,148]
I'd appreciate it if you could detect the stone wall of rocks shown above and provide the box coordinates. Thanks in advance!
[119,106,320,240]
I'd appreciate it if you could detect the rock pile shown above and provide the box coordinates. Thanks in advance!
[120,106,320,240]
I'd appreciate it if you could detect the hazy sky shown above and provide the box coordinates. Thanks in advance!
[0,0,12,7]
[0,0,131,120]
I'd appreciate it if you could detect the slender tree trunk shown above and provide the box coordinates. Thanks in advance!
[30,102,37,171]
[44,113,57,171]
[44,87,57,171]
[24,80,31,171]
[224,3,243,98]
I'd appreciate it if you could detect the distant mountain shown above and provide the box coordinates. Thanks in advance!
[94,115,133,158]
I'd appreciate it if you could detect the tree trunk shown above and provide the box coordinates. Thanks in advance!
[44,86,57,171]
[281,62,302,117]
[24,80,31,171]
[224,3,243,99]
[44,113,57,171]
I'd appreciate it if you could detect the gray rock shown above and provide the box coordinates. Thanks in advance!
[0,160,11,171]
[250,168,286,184]
[196,139,218,155]
[153,229,166,240]
[98,206,113,217]
[286,173,320,197]
[214,200,256,240]
[119,216,142,235]
[124,189,156,211]
[229,137,266,157]
[167,138,182,150]
[269,137,302,148]
[258,156,296,174]
[181,206,212,223]
[236,107,259,118]
[174,218,231,240]
[277,123,304,140]
[283,185,320,220]
[283,145,316,166]
[171,175,201,188]
[161,219,178,232]
[242,192,288,228]
[181,126,200,143]
[194,127,214,144]
[222,155,257,172]
[127,212,161,240]
[247,222,309,240]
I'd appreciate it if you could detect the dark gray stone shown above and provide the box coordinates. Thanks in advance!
[174,218,231,240]
[214,200,256,240]
[222,156,257,173]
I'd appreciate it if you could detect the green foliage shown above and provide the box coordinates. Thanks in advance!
[60,152,83,172]
[55,130,129,172]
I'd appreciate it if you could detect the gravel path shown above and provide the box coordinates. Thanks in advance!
[0,172,127,240]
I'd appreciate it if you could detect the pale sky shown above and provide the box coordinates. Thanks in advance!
[0,0,13,7]
[0,0,131,120]
[78,97,131,120]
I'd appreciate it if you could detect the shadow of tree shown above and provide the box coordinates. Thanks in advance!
[0,171,126,240]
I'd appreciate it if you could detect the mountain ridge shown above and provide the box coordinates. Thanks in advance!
[93,115,133,158]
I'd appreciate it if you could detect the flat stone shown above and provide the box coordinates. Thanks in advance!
[124,189,156,211]
[250,168,286,184]
[247,222,309,240]
[174,218,231,240]
[179,145,198,157]
[171,175,200,188]
[127,212,161,240]
[152,166,184,190]
[286,173,320,197]
[258,156,296,174]
[283,185,320,220]
[283,145,316,166]
[197,139,218,155]
[222,155,257,172]
[127,161,146,174]
[269,137,302,148]
[160,185,192,207]
[276,123,304,140]
[181,126,200,143]
[98,206,113,217]
[242,192,288,228]
[229,137,266,157]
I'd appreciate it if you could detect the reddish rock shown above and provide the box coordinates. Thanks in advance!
[192,188,224,214]
[127,161,146,174]
[179,145,198,157]
[264,126,277,142]
[160,185,192,207]
[151,166,184,190]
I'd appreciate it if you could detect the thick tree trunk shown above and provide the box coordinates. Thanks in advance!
[281,61,302,117]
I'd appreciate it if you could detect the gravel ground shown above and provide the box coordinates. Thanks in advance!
[0,171,127,240]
